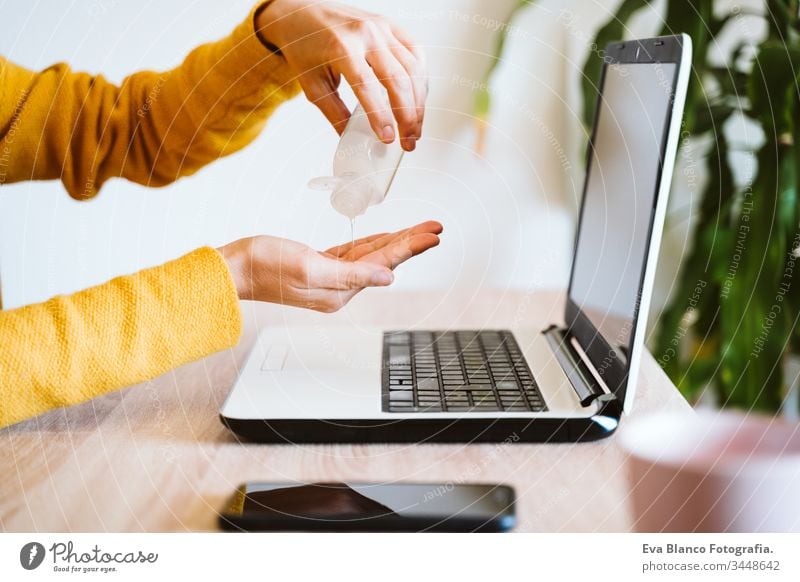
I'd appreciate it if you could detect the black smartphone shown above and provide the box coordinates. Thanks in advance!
[218,482,516,532]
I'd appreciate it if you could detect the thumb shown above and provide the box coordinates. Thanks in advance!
[314,257,395,290]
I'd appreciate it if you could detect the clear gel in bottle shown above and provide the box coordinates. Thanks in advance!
[308,104,404,219]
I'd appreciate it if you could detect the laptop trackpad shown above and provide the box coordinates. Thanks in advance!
[225,327,384,419]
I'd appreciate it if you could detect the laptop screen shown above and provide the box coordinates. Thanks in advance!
[567,60,678,392]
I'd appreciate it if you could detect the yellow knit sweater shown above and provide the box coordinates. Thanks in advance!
[0,6,300,428]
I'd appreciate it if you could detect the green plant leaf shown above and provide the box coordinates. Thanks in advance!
[712,39,800,411]
[655,134,734,398]
[766,0,792,39]
[660,1,714,133]
[706,66,748,98]
[747,42,800,129]
[717,141,793,411]
[691,102,737,135]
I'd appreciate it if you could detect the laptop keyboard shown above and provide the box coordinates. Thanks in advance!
[382,330,547,413]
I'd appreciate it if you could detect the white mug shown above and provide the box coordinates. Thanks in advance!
[618,410,800,532]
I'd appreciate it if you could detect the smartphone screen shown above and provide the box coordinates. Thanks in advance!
[220,482,515,532]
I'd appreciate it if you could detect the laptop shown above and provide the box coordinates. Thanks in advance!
[220,35,692,444]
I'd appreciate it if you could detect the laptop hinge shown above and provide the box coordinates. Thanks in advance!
[542,325,608,407]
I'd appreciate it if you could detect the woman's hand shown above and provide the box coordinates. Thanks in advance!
[218,221,442,312]
[255,0,427,151]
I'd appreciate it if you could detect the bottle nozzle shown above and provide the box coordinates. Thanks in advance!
[309,173,376,219]
[330,181,373,219]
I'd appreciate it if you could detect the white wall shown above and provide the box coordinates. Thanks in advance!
[1,0,600,309]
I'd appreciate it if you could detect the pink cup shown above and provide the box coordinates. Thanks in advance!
[618,410,800,532]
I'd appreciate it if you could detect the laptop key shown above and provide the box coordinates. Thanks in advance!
[499,399,523,406]
[471,392,495,400]
[388,348,411,367]
[389,391,413,402]
[445,393,468,400]
[416,378,439,391]
[475,398,499,406]
[496,381,520,390]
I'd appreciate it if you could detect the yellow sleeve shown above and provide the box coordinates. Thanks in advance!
[0,5,297,427]
[0,5,300,199]
[0,247,242,428]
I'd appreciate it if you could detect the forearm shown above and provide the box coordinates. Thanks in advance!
[0,4,300,199]
[0,247,241,428]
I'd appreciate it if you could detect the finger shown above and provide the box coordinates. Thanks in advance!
[390,25,428,116]
[387,24,427,137]
[339,61,396,143]
[300,76,352,134]
[387,44,426,141]
[325,232,390,257]
[405,219,444,236]
[364,43,419,151]
[359,232,440,270]
[342,221,444,261]
[390,24,427,69]
[311,254,395,290]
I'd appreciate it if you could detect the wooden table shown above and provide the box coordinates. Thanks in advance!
[0,290,691,532]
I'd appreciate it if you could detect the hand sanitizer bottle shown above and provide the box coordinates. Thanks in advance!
[308,104,404,219]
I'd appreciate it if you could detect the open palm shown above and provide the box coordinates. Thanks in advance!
[220,221,442,312]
